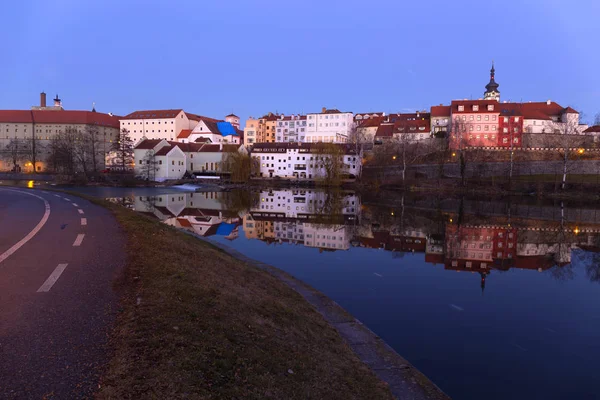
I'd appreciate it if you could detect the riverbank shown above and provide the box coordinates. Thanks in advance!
[69,195,397,399]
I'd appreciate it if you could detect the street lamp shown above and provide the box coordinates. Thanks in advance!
[392,155,397,160]
[451,152,456,157]
[578,148,585,154]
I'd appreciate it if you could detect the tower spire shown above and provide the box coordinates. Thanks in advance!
[484,61,500,101]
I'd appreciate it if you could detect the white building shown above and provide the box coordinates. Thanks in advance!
[251,142,362,181]
[133,138,247,180]
[306,107,354,143]
[120,109,202,143]
[275,115,307,143]
[177,119,240,144]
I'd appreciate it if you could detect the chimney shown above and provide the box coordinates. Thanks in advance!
[322,107,326,113]
[54,94,62,107]
[40,92,46,107]
[546,100,551,105]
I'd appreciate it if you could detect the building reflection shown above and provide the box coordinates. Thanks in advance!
[119,189,600,284]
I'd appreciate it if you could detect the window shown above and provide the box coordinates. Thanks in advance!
[514,138,519,143]
[487,105,494,111]
[485,115,489,121]
[492,115,497,121]
[503,127,508,133]
[473,105,479,111]
[458,105,464,111]
[504,117,509,123]
[477,115,481,121]
[477,126,481,131]
[503,138,508,143]
[484,125,489,131]
[515,117,520,122]
[469,115,474,121]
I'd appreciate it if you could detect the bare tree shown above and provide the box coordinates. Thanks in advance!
[451,116,471,186]
[594,112,600,126]
[139,150,158,181]
[112,129,134,172]
[542,117,587,190]
[48,130,78,175]
[83,125,102,174]
[314,142,346,186]
[2,139,30,172]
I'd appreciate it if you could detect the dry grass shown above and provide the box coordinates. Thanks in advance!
[96,201,393,399]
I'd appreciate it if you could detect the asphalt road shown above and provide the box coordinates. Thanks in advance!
[0,188,125,399]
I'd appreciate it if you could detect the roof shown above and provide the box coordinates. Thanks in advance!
[563,106,579,114]
[177,129,193,139]
[431,105,451,117]
[393,119,430,134]
[134,139,163,150]
[122,109,183,120]
[276,115,308,121]
[310,109,351,115]
[357,117,385,128]
[375,123,394,138]
[0,110,120,127]
[155,145,177,156]
[584,125,600,133]
[226,113,239,118]
[177,218,193,228]
[216,121,238,136]
[194,137,212,143]
[451,100,501,114]
[355,112,384,118]
[216,222,236,236]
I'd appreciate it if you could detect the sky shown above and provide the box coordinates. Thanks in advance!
[1,0,599,125]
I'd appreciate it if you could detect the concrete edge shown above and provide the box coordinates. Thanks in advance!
[192,234,451,400]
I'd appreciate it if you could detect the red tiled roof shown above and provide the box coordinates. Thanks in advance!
[431,105,451,117]
[177,129,192,139]
[355,112,384,118]
[0,110,120,127]
[170,142,204,152]
[194,137,212,143]
[393,119,430,134]
[563,106,579,114]
[375,123,394,138]
[226,113,239,118]
[134,139,163,150]
[122,109,183,119]
[451,100,501,114]
[584,125,600,133]
[357,116,385,128]
[155,145,177,156]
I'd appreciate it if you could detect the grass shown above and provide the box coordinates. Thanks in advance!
[91,199,393,399]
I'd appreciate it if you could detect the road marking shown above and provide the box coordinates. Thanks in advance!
[77,209,84,214]
[0,189,51,265]
[62,197,70,201]
[72,203,79,207]
[374,273,383,277]
[81,218,87,226]
[73,234,85,247]
[37,264,68,292]
[53,194,61,198]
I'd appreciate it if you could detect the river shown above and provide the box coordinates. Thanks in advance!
[67,185,600,400]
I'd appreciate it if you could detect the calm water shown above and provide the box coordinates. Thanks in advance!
[80,186,600,400]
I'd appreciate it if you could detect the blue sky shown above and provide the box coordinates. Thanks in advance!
[1,0,599,124]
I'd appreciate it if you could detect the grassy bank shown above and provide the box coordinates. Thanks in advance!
[92,199,393,399]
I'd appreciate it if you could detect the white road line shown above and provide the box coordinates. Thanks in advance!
[53,194,61,198]
[77,209,84,214]
[62,197,70,201]
[81,218,87,226]
[73,234,85,247]
[0,189,51,265]
[37,264,68,293]
[72,203,79,207]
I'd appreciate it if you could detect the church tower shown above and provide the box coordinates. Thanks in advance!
[483,62,500,102]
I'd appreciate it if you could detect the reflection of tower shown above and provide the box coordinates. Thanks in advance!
[480,271,487,295]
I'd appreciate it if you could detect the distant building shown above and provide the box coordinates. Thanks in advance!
[120,109,202,142]
[177,118,240,144]
[306,107,354,143]
[374,112,431,142]
[430,105,451,137]
[251,142,362,180]
[0,92,119,172]
[274,114,307,143]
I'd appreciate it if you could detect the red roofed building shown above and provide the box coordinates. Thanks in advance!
[430,105,451,137]
[0,92,120,172]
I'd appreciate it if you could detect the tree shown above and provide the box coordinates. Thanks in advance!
[47,129,78,175]
[140,150,158,181]
[112,129,134,171]
[542,117,587,190]
[594,112,600,126]
[223,149,258,182]
[2,139,30,172]
[450,116,471,186]
[83,125,102,174]
[313,142,346,186]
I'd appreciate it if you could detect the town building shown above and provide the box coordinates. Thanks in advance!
[177,118,240,144]
[120,109,203,143]
[354,112,385,122]
[0,92,120,172]
[251,142,362,180]
[243,113,279,145]
[373,112,431,142]
[225,113,241,129]
[450,99,502,149]
[133,138,246,180]
[430,105,451,137]
[356,116,385,143]
[305,107,354,143]
[275,114,307,143]
[243,116,259,146]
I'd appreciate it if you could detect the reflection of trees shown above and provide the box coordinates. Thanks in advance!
[218,190,259,217]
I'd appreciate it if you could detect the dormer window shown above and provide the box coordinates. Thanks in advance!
[473,105,479,111]
[487,105,494,111]
[458,105,464,112]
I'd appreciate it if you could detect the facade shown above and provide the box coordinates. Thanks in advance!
[243,116,259,146]
[225,114,240,129]
[305,108,354,143]
[373,113,431,142]
[356,117,384,143]
[354,112,385,122]
[275,114,307,143]
[450,100,501,149]
[430,105,451,137]
[133,138,246,180]
[120,109,202,142]
[251,142,362,180]
[0,93,120,172]
[177,119,240,144]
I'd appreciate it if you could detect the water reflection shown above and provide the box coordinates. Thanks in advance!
[108,189,600,285]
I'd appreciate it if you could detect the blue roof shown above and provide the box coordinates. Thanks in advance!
[216,122,238,137]
[216,222,236,236]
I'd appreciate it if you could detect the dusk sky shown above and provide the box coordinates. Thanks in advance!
[2,0,599,125]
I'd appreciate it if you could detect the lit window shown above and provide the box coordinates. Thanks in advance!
[473,105,479,111]
[458,105,464,111]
